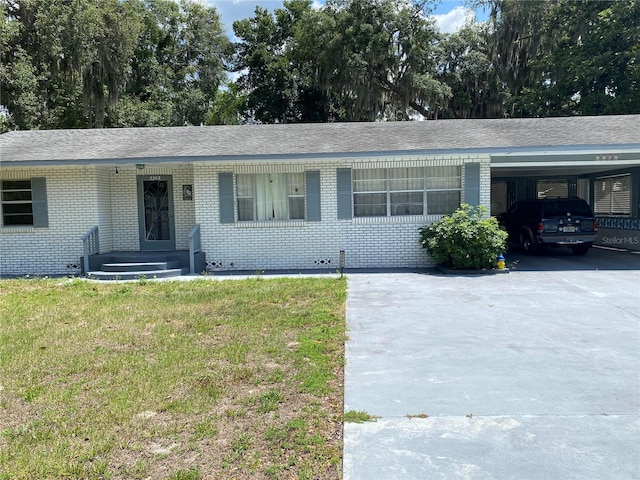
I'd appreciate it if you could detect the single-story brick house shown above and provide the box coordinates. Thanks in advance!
[1,115,639,278]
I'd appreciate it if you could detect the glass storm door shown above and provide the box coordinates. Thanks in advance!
[137,176,175,251]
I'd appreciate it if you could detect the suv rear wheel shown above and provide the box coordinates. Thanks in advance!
[571,243,592,256]
[521,231,538,254]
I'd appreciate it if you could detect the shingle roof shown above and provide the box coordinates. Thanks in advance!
[1,115,639,166]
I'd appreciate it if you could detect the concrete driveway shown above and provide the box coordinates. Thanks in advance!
[343,248,640,480]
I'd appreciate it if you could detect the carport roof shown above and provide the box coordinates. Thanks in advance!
[1,114,639,167]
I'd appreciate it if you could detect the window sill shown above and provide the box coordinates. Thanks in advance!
[353,215,444,225]
[235,220,307,228]
[0,226,37,234]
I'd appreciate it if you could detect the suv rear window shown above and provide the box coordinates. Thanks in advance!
[543,199,593,217]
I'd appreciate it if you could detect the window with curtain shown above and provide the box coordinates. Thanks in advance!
[353,166,461,217]
[236,173,305,221]
[594,174,631,216]
[1,180,33,226]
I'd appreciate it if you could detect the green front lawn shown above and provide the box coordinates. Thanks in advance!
[0,277,346,479]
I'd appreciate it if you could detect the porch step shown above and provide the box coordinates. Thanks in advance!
[101,261,181,273]
[84,250,206,280]
[87,267,188,281]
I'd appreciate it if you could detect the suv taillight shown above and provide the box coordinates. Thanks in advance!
[593,220,598,232]
[537,222,544,234]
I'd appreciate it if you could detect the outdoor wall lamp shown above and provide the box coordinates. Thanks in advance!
[136,164,145,170]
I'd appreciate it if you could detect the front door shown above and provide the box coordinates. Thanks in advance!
[137,175,175,251]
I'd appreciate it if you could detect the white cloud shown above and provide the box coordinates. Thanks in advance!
[431,6,475,33]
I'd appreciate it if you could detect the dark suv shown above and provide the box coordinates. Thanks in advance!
[499,197,598,255]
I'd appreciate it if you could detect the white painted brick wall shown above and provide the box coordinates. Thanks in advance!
[1,156,488,275]
[1,165,196,275]
[195,155,491,272]
[96,167,114,252]
[1,167,101,276]
[103,165,196,251]
[108,166,139,251]
[171,164,196,250]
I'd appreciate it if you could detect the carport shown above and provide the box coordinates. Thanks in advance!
[490,147,640,251]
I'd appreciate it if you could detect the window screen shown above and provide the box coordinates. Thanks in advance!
[594,174,631,215]
[353,166,461,217]
[537,180,568,198]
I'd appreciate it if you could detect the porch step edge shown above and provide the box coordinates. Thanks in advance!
[101,261,180,272]
[86,268,184,281]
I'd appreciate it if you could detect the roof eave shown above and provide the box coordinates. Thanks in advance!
[1,144,638,168]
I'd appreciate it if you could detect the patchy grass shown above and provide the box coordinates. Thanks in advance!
[343,411,379,424]
[406,413,429,420]
[0,277,346,479]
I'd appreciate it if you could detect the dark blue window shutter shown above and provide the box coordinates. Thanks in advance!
[305,171,321,221]
[31,177,48,228]
[336,168,352,219]
[218,172,235,224]
[464,163,480,207]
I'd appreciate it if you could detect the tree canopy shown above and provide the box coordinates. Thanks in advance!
[1,0,637,131]
[1,0,230,130]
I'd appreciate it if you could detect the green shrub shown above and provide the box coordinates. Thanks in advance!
[419,204,508,270]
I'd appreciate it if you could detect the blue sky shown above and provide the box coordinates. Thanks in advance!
[208,0,480,36]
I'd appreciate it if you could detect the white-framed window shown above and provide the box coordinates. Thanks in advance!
[1,180,33,226]
[594,174,631,216]
[353,166,461,217]
[236,173,305,221]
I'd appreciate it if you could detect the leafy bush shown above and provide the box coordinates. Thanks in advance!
[419,204,508,270]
